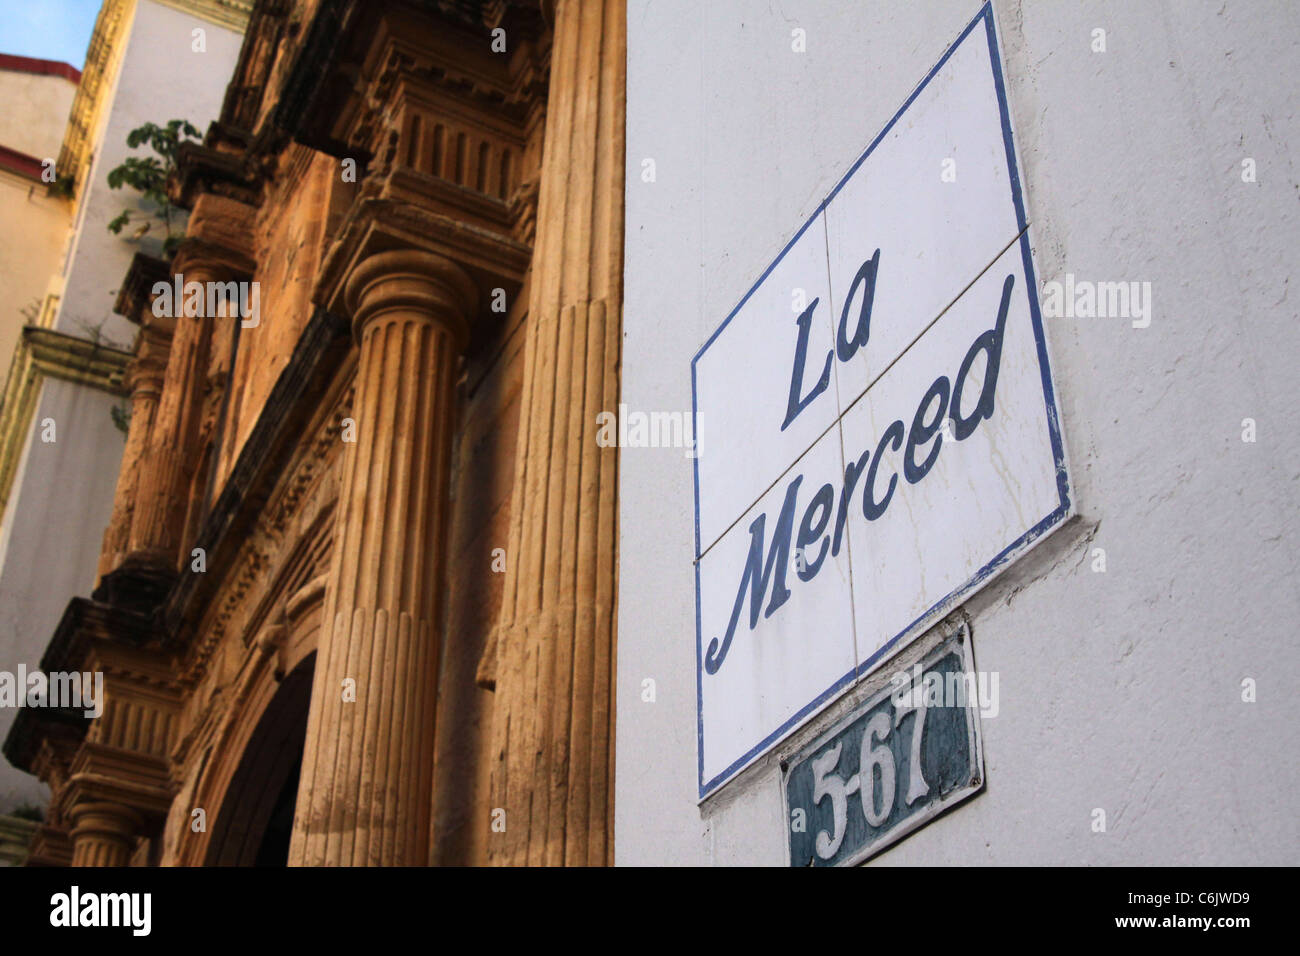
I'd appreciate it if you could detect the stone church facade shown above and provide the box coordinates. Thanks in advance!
[4,0,623,866]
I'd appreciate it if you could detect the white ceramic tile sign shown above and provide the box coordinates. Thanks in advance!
[691,3,1072,798]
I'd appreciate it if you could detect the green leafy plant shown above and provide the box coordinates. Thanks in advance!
[105,119,200,258]
[111,401,132,437]
[49,172,75,198]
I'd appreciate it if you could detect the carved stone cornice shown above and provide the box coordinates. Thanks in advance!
[114,253,173,326]
[149,0,252,33]
[37,598,157,678]
[2,627,180,863]
[63,745,173,822]
[6,327,130,393]
[92,560,178,616]
[161,306,352,649]
[14,615,187,835]
[315,192,530,337]
[272,1,545,149]
[2,704,87,784]
[168,140,261,211]
[272,0,544,235]
[54,0,129,193]
[218,1,291,135]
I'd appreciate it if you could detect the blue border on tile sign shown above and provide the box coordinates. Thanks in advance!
[692,1,1071,798]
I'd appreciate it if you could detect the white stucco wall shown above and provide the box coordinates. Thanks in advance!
[0,379,125,810]
[617,0,1300,865]
[53,0,244,348]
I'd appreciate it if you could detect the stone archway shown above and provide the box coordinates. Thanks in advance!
[203,653,315,866]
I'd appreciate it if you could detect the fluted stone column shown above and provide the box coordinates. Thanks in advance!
[290,249,475,866]
[485,0,624,867]
[69,802,141,867]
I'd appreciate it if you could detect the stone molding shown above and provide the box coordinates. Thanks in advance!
[0,327,130,526]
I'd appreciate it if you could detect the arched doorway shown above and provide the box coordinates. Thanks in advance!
[203,653,315,866]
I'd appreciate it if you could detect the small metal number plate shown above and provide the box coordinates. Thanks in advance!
[783,623,986,866]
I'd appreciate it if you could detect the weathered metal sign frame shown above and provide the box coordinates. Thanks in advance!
[691,0,1071,799]
[781,621,985,866]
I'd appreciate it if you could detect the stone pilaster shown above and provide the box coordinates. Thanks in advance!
[289,249,475,866]
[96,303,171,580]
[127,196,254,571]
[126,273,213,568]
[484,0,624,866]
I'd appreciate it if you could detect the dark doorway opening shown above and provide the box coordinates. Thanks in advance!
[252,751,301,866]
[204,653,314,866]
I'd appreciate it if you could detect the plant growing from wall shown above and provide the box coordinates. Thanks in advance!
[110,402,131,437]
[68,318,134,438]
[105,119,200,258]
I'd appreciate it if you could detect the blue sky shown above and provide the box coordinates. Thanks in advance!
[1,0,101,69]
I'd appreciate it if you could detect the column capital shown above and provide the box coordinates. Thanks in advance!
[112,253,175,400]
[343,248,477,346]
[113,252,173,325]
[315,196,528,342]
[68,801,144,867]
[167,138,260,212]
[170,237,256,284]
[122,330,170,399]
[68,801,143,842]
